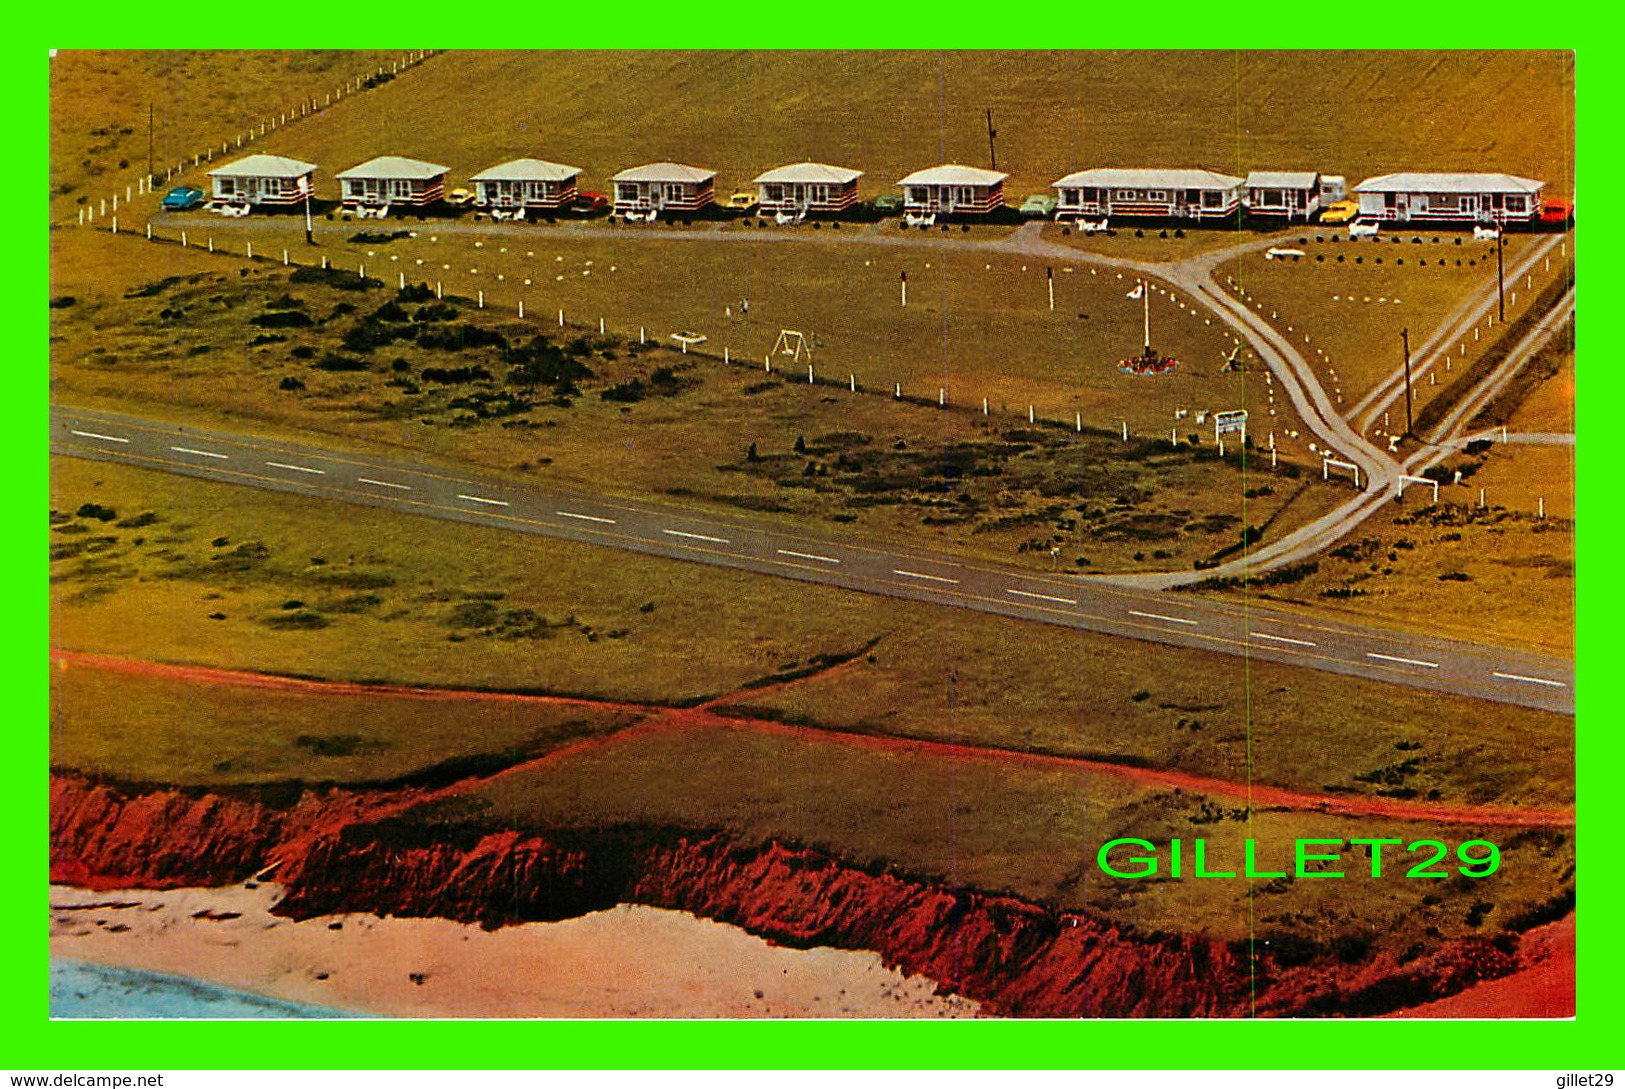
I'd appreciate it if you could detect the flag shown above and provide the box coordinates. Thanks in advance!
[1126,282,1145,300]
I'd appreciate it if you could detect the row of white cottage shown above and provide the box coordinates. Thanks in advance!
[202,153,1548,226]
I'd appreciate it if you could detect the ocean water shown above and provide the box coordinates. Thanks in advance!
[51,958,365,1020]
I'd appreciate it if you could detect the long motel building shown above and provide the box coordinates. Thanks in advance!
[752,161,863,215]
[1243,170,1323,220]
[1051,168,1243,221]
[470,158,582,211]
[611,162,717,214]
[896,164,1008,215]
[335,155,451,210]
[206,154,318,208]
[1351,172,1546,225]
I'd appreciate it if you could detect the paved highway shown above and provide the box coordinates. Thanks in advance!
[51,406,1573,714]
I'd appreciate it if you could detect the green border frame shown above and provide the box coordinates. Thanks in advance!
[15,33,1617,1069]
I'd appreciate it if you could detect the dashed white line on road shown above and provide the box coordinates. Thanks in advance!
[1366,652,1439,669]
[265,461,325,475]
[457,493,510,507]
[1492,671,1568,688]
[170,446,228,459]
[1008,589,1077,605]
[894,569,960,585]
[1129,609,1198,626]
[777,549,840,565]
[557,510,616,525]
[358,477,412,491]
[1250,631,1317,648]
[70,430,129,444]
[664,528,731,545]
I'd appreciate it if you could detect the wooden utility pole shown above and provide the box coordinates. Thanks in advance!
[985,109,998,172]
[1496,231,1506,322]
[1401,327,1414,436]
[147,102,154,190]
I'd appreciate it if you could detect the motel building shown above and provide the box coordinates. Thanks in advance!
[611,162,717,215]
[470,158,582,211]
[1051,168,1242,221]
[752,162,863,216]
[1243,170,1323,221]
[206,154,318,209]
[1352,172,1546,225]
[897,164,1008,216]
[335,155,451,211]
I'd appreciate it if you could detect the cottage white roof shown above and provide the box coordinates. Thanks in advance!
[207,154,318,178]
[613,162,715,184]
[1052,168,1243,190]
[897,164,1008,187]
[1354,172,1544,194]
[470,158,582,183]
[752,162,863,185]
[335,156,451,181]
[1245,170,1320,189]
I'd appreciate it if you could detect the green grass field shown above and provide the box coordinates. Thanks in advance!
[422,720,1573,952]
[50,457,1572,807]
[50,231,1343,573]
[86,51,1572,209]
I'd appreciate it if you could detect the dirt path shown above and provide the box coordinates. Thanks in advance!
[53,649,1574,829]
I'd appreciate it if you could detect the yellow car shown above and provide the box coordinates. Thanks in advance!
[1319,198,1359,224]
[726,190,759,211]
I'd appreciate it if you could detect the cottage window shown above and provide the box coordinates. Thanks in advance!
[1260,190,1283,207]
[1114,189,1136,201]
[1202,190,1224,208]
[1059,189,1077,206]
[1506,195,1526,213]
[617,183,640,203]
[1146,190,1167,202]
[1429,193,1460,212]
[218,177,238,196]
[908,187,928,204]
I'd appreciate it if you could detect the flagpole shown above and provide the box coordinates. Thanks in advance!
[1142,279,1150,355]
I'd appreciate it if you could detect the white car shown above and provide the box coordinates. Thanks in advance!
[1265,247,1305,259]
[1348,218,1380,239]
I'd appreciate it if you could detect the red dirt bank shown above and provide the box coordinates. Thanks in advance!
[50,775,1569,1018]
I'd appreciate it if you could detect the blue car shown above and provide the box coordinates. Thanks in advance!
[160,186,204,211]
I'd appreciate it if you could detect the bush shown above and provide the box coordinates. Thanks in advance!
[289,266,380,291]
[600,379,645,403]
[279,376,306,391]
[416,323,508,352]
[397,283,435,303]
[420,365,493,384]
[49,295,76,309]
[413,303,457,323]
[290,345,316,359]
[265,294,305,310]
[251,310,313,328]
[348,230,412,244]
[76,503,117,522]
[312,353,369,372]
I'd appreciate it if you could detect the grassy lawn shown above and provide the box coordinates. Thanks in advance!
[1503,349,1574,434]
[1221,234,1564,416]
[50,662,642,789]
[69,51,1571,211]
[51,457,1572,807]
[50,230,1344,574]
[426,720,1573,953]
[49,50,403,224]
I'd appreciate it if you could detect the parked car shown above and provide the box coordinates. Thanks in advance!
[726,190,759,212]
[1348,217,1381,238]
[1319,198,1359,224]
[1018,193,1057,218]
[570,191,609,216]
[1540,199,1574,229]
[873,193,903,213]
[160,186,204,212]
[446,187,474,207]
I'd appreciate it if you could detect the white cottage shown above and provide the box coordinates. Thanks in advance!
[1244,171,1322,220]
[1352,173,1545,225]
[206,154,318,208]
[752,162,863,215]
[470,158,582,211]
[896,164,1007,216]
[335,155,451,210]
[1052,168,1242,221]
[612,162,716,215]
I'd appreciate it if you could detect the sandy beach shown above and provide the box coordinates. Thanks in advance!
[49,883,981,1019]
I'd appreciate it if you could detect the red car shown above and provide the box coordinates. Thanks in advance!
[1540,199,1574,229]
[571,191,609,216]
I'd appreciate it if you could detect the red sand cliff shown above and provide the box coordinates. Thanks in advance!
[49,774,1571,1018]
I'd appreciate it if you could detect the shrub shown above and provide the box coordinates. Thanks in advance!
[265,294,305,310]
[413,303,457,323]
[76,503,117,522]
[600,379,645,403]
[48,295,76,309]
[420,365,493,384]
[290,345,316,359]
[289,266,380,291]
[251,310,313,328]
[416,323,508,352]
[279,376,306,390]
[312,353,369,372]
